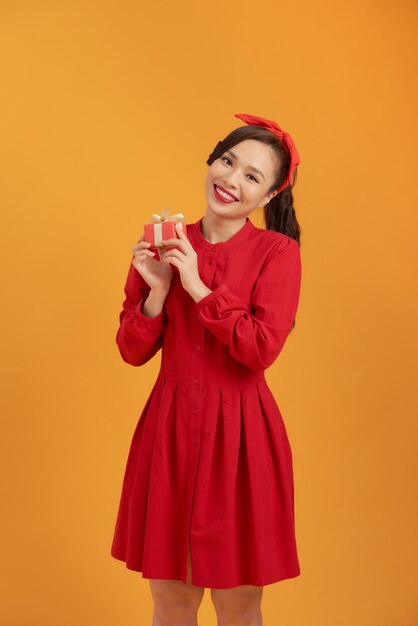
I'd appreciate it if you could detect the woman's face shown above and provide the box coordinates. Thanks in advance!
[205,139,280,220]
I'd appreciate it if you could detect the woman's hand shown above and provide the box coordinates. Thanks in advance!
[159,223,208,297]
[132,234,173,291]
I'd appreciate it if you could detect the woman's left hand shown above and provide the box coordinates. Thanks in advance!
[159,223,204,295]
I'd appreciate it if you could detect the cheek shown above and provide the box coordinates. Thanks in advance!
[205,172,214,190]
[208,162,223,178]
[245,186,263,202]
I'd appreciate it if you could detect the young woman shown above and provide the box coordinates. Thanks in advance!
[111,113,302,626]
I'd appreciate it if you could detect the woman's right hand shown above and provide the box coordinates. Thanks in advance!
[132,234,173,291]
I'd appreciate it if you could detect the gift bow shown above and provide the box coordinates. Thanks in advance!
[146,208,185,224]
[145,209,185,246]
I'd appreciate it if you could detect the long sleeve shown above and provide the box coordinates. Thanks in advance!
[195,237,302,372]
[115,256,167,366]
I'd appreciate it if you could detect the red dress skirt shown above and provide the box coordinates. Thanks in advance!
[110,216,302,589]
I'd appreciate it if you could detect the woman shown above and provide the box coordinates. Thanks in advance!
[111,113,302,626]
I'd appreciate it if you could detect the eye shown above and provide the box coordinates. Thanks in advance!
[221,156,259,183]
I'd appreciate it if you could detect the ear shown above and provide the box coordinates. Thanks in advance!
[260,191,278,207]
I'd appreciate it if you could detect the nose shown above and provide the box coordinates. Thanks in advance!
[222,171,239,190]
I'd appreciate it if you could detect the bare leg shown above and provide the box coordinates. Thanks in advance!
[149,540,205,626]
[211,584,263,626]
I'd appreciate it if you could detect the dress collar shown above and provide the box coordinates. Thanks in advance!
[191,216,255,250]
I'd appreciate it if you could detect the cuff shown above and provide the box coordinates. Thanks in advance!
[135,296,166,328]
[195,284,230,309]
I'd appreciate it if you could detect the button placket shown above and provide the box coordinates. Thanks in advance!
[203,244,219,291]
[189,309,204,446]
[189,245,218,446]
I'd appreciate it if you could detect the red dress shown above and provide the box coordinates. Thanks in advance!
[110,216,302,589]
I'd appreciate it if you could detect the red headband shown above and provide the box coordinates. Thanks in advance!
[234,113,300,194]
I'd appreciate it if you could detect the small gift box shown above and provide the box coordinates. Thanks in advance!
[143,209,187,250]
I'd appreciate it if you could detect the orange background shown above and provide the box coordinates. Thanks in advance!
[1,1,417,625]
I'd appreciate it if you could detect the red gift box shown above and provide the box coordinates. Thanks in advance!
[143,209,187,250]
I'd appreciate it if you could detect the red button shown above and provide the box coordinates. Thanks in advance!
[192,438,198,443]
[192,408,198,414]
[193,378,199,384]
[196,345,200,351]
[196,314,201,320]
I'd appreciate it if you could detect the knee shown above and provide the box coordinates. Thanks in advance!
[212,603,261,624]
[152,587,202,623]
[211,588,262,624]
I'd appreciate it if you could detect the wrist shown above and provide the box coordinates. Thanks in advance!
[142,286,169,318]
[189,282,212,303]
[150,284,170,296]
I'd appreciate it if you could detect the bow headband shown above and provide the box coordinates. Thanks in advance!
[234,113,300,194]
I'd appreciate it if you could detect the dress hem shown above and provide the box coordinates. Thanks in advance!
[111,552,301,589]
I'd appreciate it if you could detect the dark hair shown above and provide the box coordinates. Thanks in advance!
[206,124,301,331]
[206,125,302,246]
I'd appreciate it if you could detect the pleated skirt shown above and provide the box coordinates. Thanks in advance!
[111,367,300,589]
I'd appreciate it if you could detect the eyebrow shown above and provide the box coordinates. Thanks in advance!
[224,149,265,180]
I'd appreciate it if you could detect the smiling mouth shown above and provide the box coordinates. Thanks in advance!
[213,184,239,202]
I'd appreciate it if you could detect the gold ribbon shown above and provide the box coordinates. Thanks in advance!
[146,208,185,224]
[146,209,185,246]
